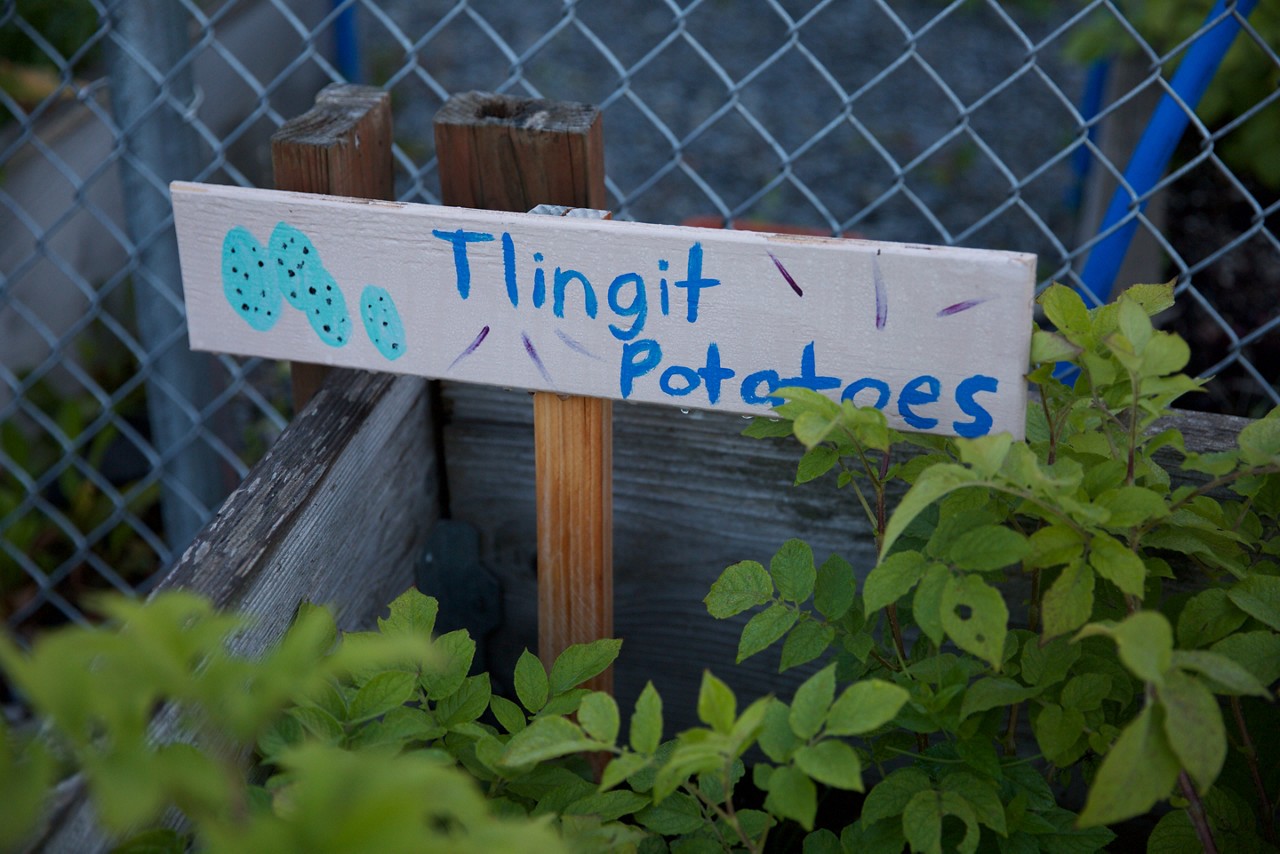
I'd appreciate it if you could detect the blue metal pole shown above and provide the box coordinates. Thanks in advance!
[333,0,361,83]
[1076,0,1259,306]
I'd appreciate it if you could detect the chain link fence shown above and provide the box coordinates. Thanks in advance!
[2,0,1277,635]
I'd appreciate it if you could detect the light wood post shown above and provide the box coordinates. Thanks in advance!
[434,91,614,694]
[271,83,394,411]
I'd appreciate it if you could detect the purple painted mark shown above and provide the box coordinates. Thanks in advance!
[767,251,803,297]
[522,331,553,385]
[555,329,601,360]
[448,325,490,371]
[872,254,887,330]
[937,298,989,317]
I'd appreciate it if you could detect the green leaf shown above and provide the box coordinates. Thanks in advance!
[1039,284,1092,338]
[826,679,910,735]
[1032,703,1085,764]
[956,433,1014,477]
[290,705,344,742]
[902,789,980,854]
[789,663,837,740]
[630,682,663,754]
[772,539,817,604]
[600,752,651,791]
[744,415,794,438]
[1158,670,1226,793]
[501,716,609,767]
[1177,588,1248,648]
[941,574,1008,670]
[565,789,650,822]
[1170,650,1270,697]
[636,792,704,834]
[1236,409,1280,466]
[914,564,951,646]
[1111,611,1174,685]
[490,694,527,735]
[737,603,798,663]
[763,764,817,830]
[780,619,835,672]
[579,691,620,745]
[1227,574,1280,631]
[514,649,549,713]
[802,828,842,854]
[705,560,773,619]
[793,410,838,448]
[813,554,856,620]
[421,629,475,700]
[549,638,622,695]
[758,698,801,763]
[939,771,1006,835]
[794,739,864,791]
[1088,533,1146,597]
[796,445,840,484]
[1031,329,1082,363]
[1209,630,1280,687]
[881,464,979,558]
[1097,486,1169,529]
[861,767,932,827]
[1077,705,1181,827]
[1041,561,1095,640]
[864,551,928,615]
[347,670,416,723]
[437,673,491,727]
[959,677,1040,722]
[1116,295,1154,351]
[1061,673,1112,711]
[377,588,439,638]
[696,671,737,735]
[541,687,590,717]
[109,828,188,854]
[1026,524,1085,569]
[946,525,1029,572]
[1021,636,1082,687]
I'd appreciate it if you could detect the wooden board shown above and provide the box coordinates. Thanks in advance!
[172,182,1037,438]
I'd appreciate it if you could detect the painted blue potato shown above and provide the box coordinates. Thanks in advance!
[221,226,280,331]
[269,221,352,347]
[360,285,406,361]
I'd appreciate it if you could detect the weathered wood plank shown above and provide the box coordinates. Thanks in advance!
[434,92,615,694]
[35,369,438,853]
[171,180,1036,437]
[270,83,394,411]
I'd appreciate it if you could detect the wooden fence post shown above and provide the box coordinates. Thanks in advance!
[271,83,395,411]
[434,91,613,693]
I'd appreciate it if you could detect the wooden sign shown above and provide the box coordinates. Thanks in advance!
[172,182,1036,438]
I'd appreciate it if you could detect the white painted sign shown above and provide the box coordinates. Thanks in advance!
[171,182,1036,438]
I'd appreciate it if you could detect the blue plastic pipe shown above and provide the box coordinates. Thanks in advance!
[1068,61,1110,213]
[1076,0,1258,306]
[333,0,361,83]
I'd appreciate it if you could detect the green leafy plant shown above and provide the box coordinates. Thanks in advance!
[3,282,1276,852]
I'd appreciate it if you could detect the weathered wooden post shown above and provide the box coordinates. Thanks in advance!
[433,92,614,693]
[271,84,395,410]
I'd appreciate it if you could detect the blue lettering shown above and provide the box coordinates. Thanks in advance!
[432,229,494,299]
[607,272,647,341]
[533,252,546,308]
[953,374,997,438]
[620,339,662,398]
[658,259,670,316]
[660,365,699,397]
[554,268,598,319]
[741,369,782,407]
[674,242,720,323]
[780,342,841,392]
[697,343,735,405]
[501,232,518,307]
[898,375,941,430]
[842,378,890,409]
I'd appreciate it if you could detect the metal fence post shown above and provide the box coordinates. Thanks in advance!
[104,0,225,555]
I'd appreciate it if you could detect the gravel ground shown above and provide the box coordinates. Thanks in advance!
[360,0,1087,268]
